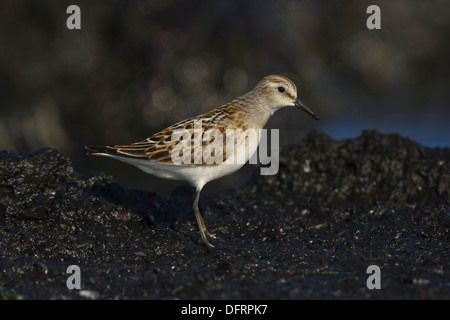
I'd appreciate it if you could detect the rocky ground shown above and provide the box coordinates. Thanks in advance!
[0,130,449,300]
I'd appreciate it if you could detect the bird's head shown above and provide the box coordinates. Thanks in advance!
[255,75,319,120]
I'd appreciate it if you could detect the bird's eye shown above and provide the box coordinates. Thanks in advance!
[278,86,285,93]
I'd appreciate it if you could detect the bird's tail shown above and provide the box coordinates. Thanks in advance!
[85,145,118,156]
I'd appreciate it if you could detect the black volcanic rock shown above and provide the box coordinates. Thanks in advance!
[0,131,449,300]
[247,130,449,206]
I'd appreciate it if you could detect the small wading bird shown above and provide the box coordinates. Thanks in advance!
[86,75,318,248]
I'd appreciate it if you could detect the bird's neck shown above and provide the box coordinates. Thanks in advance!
[234,92,273,129]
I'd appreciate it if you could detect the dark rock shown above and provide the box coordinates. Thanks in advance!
[249,130,449,206]
[33,262,48,275]
[0,131,449,300]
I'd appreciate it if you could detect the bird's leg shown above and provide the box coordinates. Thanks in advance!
[193,187,215,248]
[194,189,219,239]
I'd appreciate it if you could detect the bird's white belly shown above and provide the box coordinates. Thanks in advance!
[138,160,244,185]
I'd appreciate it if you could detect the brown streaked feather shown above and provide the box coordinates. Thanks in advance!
[92,105,245,165]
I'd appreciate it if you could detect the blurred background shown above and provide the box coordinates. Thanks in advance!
[0,0,449,194]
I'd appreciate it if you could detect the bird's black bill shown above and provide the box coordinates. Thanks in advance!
[294,98,319,120]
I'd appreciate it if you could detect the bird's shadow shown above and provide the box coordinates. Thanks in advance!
[78,173,224,226]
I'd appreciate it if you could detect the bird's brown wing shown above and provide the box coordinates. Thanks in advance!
[86,110,234,165]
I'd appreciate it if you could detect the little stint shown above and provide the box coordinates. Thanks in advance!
[86,75,319,248]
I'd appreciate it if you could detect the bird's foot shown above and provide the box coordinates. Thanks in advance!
[200,230,215,248]
[205,229,220,240]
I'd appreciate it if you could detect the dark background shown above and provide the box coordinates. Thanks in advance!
[0,0,449,194]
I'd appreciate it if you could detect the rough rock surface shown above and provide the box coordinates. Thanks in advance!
[0,130,449,299]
